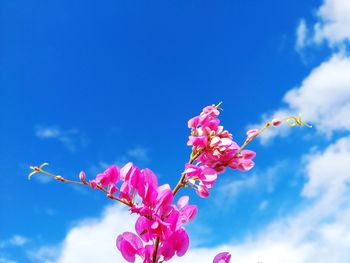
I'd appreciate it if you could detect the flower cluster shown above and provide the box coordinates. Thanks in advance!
[29,103,310,263]
[185,104,256,197]
[84,163,197,262]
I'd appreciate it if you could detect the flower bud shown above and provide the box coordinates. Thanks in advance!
[79,171,86,183]
[271,118,282,126]
[55,175,64,181]
[195,184,209,198]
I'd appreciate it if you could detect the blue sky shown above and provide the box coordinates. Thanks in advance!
[2,0,350,262]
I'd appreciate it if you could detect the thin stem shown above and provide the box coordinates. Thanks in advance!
[152,236,160,263]
[32,169,132,207]
[152,150,201,263]
[172,151,200,195]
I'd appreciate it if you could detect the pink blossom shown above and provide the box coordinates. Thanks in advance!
[159,228,189,260]
[246,128,259,139]
[94,165,120,187]
[213,252,231,263]
[116,232,144,262]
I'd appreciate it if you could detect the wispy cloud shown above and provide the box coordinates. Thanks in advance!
[0,257,17,263]
[35,126,87,152]
[0,235,28,249]
[27,245,58,263]
[258,200,269,211]
[127,147,150,163]
[87,147,151,176]
[217,174,258,200]
[296,19,308,51]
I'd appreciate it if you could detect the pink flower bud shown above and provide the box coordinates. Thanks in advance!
[89,180,97,189]
[271,118,282,126]
[246,128,259,139]
[196,184,209,198]
[107,184,118,197]
[55,175,64,181]
[79,171,86,183]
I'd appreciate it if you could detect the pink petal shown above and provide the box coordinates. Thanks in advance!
[181,205,197,222]
[177,196,189,209]
[95,172,109,187]
[213,252,231,263]
[108,184,118,196]
[174,229,189,257]
[116,232,144,262]
[195,184,209,198]
[241,150,256,159]
[104,165,120,184]
[188,116,200,128]
[246,128,259,139]
[120,162,134,181]
[156,184,173,209]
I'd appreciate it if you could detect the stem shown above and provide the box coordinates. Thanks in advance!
[152,236,160,263]
[152,150,201,263]
[33,169,132,207]
[172,151,200,195]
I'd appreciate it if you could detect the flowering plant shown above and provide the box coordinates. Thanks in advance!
[29,103,309,263]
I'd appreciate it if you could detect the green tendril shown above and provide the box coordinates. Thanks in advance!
[28,162,49,180]
[284,114,312,128]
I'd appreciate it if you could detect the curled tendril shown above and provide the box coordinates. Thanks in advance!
[284,114,312,128]
[28,162,49,180]
[215,101,223,111]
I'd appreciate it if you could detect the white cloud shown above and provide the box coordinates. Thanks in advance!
[31,205,137,263]
[314,0,350,46]
[294,0,350,48]
[252,53,350,142]
[35,126,86,152]
[302,136,350,202]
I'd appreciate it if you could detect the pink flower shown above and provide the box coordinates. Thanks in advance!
[94,165,120,187]
[213,252,231,263]
[184,164,217,189]
[159,228,189,261]
[116,232,144,262]
[246,128,259,139]
[137,169,158,207]
[228,150,256,172]
[177,196,197,224]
